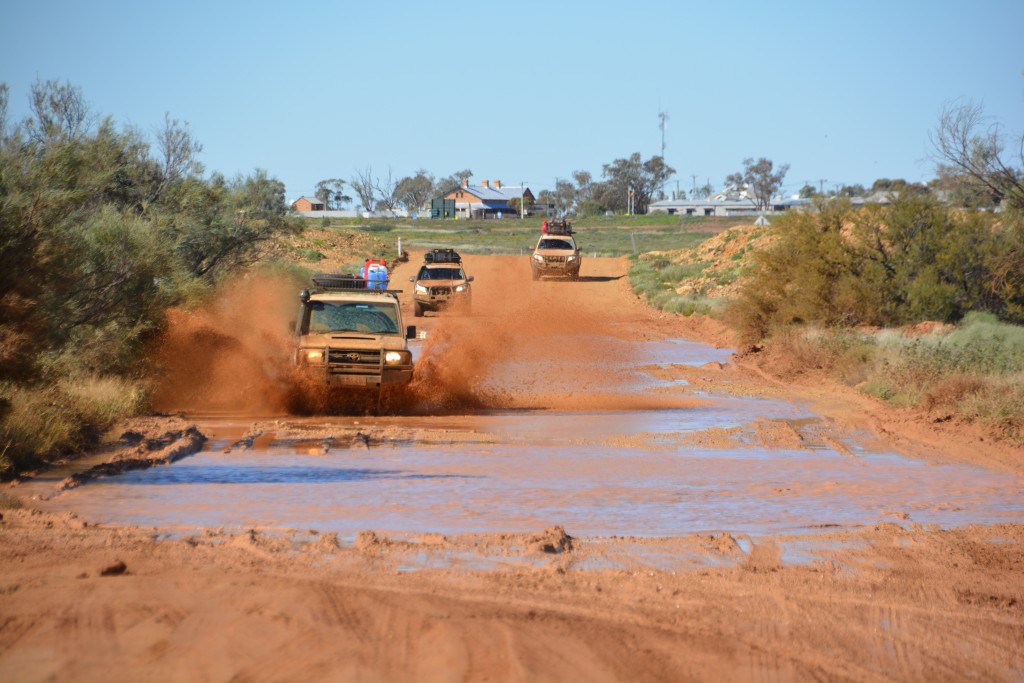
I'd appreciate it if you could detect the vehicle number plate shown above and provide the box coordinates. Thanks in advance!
[334,375,370,386]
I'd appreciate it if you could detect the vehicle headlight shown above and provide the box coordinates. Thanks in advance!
[533,253,543,262]
[384,350,410,365]
[455,284,468,292]
[302,349,324,363]
[567,254,577,261]
[415,284,428,293]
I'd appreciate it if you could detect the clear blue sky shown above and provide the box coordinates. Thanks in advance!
[2,0,1022,202]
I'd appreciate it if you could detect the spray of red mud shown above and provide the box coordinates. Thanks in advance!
[148,274,301,415]
[148,256,704,416]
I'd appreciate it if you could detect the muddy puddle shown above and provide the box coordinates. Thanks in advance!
[26,335,1024,561]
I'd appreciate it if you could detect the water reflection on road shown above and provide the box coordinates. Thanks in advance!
[29,337,1024,539]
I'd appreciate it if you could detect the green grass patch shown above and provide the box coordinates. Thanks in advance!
[776,317,1024,443]
[295,248,326,262]
[298,215,731,258]
[627,259,718,316]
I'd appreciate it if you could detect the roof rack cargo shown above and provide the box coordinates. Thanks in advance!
[542,219,573,235]
[311,273,391,291]
[424,248,461,264]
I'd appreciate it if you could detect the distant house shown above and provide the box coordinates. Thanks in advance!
[291,196,325,212]
[440,179,534,219]
[648,196,765,217]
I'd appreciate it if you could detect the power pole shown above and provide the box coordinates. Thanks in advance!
[691,175,698,197]
[818,178,828,195]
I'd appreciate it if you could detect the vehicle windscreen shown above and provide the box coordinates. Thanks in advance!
[418,267,464,280]
[538,238,574,250]
[309,301,399,334]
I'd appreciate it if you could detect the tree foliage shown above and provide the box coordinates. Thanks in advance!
[727,157,789,210]
[314,178,351,209]
[349,166,377,212]
[372,167,401,214]
[729,196,1024,341]
[930,99,1024,213]
[594,153,675,214]
[394,169,435,212]
[434,168,473,197]
[0,79,294,383]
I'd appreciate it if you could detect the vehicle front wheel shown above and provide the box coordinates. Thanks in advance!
[413,301,424,317]
[531,269,540,281]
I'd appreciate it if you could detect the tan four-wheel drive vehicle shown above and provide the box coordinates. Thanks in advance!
[409,248,474,317]
[293,274,416,388]
[531,219,581,280]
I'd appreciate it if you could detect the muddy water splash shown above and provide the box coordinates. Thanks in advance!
[147,259,720,416]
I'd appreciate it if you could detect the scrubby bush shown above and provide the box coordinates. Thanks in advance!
[727,197,1024,342]
[0,79,296,477]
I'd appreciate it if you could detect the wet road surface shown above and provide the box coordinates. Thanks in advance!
[29,335,1024,540]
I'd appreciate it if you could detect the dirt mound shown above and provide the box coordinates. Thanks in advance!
[267,227,391,271]
[646,222,773,299]
[528,525,574,554]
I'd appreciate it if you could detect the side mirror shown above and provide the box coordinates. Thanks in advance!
[406,325,417,340]
[466,275,475,282]
[409,276,415,282]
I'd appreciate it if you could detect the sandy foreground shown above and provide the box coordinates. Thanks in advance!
[2,254,1023,682]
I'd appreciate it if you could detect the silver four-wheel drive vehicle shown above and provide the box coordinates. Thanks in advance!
[531,219,581,280]
[409,248,474,317]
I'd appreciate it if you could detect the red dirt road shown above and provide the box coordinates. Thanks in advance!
[2,254,1023,682]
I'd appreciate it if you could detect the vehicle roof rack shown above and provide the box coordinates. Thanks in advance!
[424,248,461,264]
[544,219,573,235]
[311,273,395,292]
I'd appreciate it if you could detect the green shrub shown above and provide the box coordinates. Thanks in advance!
[661,261,710,282]
[728,197,1024,342]
[296,248,326,262]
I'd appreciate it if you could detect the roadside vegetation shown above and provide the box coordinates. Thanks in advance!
[0,80,301,478]
[633,194,1024,442]
[626,99,1024,443]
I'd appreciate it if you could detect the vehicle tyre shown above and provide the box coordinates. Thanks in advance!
[413,301,424,317]
[531,268,540,281]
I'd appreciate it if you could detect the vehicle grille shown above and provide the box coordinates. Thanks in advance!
[430,286,452,295]
[544,256,567,263]
[326,348,382,376]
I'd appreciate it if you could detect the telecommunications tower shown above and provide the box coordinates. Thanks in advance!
[658,110,669,158]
